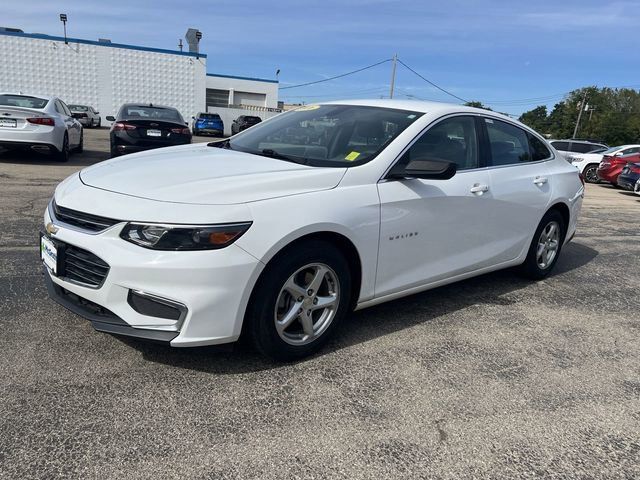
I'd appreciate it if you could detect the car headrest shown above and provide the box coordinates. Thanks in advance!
[355,120,384,139]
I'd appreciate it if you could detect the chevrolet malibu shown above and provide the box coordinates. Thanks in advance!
[41,100,584,360]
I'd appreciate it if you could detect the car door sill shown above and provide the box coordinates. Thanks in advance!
[355,258,523,311]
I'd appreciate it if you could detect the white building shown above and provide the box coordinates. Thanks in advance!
[0,29,279,132]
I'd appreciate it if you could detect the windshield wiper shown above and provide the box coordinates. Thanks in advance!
[259,149,308,165]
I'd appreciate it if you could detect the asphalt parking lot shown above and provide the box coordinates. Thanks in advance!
[1,128,639,479]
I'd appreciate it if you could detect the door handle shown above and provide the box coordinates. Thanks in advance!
[533,176,548,185]
[470,183,489,194]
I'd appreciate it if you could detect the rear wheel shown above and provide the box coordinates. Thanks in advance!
[583,164,598,183]
[246,240,352,361]
[54,133,69,162]
[519,210,566,280]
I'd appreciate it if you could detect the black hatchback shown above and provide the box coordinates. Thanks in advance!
[106,104,192,157]
[231,115,262,135]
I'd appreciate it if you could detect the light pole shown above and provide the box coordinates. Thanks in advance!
[59,14,68,44]
[178,39,183,52]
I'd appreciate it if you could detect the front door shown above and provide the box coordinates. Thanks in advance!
[375,115,503,297]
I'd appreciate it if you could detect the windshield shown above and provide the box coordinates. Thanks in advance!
[226,104,423,167]
[69,105,88,111]
[121,106,183,122]
[590,147,607,154]
[603,146,625,155]
[0,94,48,109]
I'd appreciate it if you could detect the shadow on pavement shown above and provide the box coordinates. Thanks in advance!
[120,241,599,374]
[0,147,108,167]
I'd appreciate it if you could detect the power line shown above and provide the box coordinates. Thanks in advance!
[396,59,469,103]
[279,59,392,90]
[280,86,388,99]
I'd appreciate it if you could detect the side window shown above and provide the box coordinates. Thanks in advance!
[528,134,552,161]
[551,141,569,151]
[623,147,640,155]
[60,101,72,117]
[404,116,479,170]
[54,100,64,115]
[573,143,595,154]
[485,118,531,166]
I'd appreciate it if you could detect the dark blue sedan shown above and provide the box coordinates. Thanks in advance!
[617,162,640,191]
[192,112,224,137]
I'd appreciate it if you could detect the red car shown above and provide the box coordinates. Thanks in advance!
[597,145,640,185]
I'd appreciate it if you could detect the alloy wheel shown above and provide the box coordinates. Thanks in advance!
[584,165,598,183]
[274,263,340,346]
[536,220,560,269]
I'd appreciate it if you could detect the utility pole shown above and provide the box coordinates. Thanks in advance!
[572,92,587,139]
[389,53,397,99]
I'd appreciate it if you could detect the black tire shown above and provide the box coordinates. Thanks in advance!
[75,130,84,153]
[193,129,200,136]
[97,118,101,128]
[246,240,352,361]
[583,164,599,183]
[54,134,69,162]
[518,210,566,280]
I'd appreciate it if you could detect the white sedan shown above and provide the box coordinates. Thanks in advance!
[0,93,83,162]
[41,100,584,360]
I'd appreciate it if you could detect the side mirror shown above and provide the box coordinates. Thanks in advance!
[95,111,100,115]
[191,116,195,120]
[614,152,623,157]
[185,122,189,126]
[106,115,115,122]
[388,159,457,180]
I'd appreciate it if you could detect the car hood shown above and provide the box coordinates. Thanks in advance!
[79,143,347,205]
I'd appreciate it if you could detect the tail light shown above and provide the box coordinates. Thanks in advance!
[112,122,136,131]
[170,127,191,135]
[26,117,55,126]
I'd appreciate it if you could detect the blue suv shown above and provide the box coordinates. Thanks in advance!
[192,112,224,137]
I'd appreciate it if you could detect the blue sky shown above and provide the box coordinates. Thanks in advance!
[4,0,640,115]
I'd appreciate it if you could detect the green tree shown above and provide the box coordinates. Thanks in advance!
[519,106,548,133]
[464,101,492,111]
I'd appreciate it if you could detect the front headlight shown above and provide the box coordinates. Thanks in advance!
[120,222,252,250]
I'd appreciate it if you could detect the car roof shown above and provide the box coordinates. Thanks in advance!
[0,92,55,100]
[550,139,604,145]
[121,103,178,110]
[321,98,521,124]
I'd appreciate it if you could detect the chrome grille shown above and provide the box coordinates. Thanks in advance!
[62,244,110,288]
[53,200,120,233]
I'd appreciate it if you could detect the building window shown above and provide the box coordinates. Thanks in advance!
[206,89,229,108]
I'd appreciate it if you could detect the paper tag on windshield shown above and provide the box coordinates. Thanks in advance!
[345,151,360,161]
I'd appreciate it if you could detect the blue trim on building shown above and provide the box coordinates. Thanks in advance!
[0,30,206,58]
[206,73,278,84]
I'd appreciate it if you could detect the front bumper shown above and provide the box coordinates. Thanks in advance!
[43,205,262,347]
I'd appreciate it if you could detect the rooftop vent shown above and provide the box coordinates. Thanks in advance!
[185,28,201,53]
[98,38,111,43]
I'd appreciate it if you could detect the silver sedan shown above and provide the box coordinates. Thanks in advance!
[0,93,83,162]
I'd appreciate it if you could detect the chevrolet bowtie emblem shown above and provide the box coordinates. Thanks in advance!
[45,222,59,235]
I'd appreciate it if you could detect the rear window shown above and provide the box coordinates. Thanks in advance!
[550,141,570,151]
[198,113,221,120]
[121,106,183,122]
[570,142,603,154]
[245,116,261,122]
[69,105,88,111]
[0,94,49,109]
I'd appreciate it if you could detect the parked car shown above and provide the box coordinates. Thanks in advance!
[192,112,224,136]
[231,115,262,135]
[68,104,101,128]
[565,145,623,183]
[549,139,608,160]
[0,93,83,162]
[106,103,191,157]
[616,162,640,191]
[42,100,583,360]
[596,145,640,186]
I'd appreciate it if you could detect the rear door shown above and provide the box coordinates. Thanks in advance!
[482,117,552,262]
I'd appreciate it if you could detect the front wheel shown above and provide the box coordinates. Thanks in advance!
[518,210,566,280]
[583,164,599,183]
[246,241,352,361]
[75,130,84,153]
